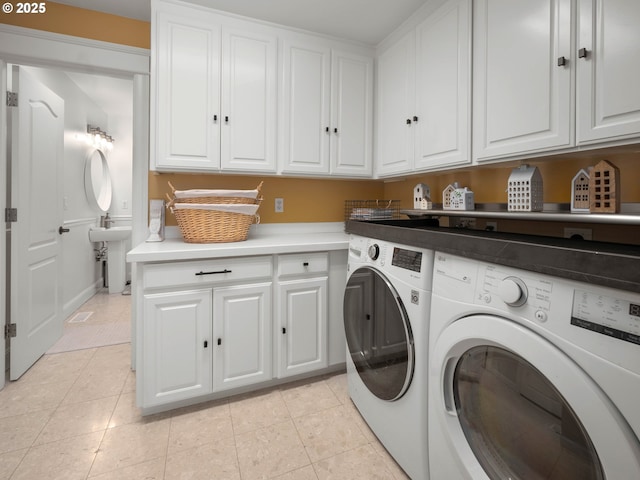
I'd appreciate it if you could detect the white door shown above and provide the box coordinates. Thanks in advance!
[376,31,415,176]
[220,28,277,172]
[213,283,272,391]
[142,289,213,407]
[473,0,573,162]
[576,0,640,144]
[9,66,64,379]
[415,0,471,171]
[280,39,331,175]
[277,277,328,378]
[330,51,373,177]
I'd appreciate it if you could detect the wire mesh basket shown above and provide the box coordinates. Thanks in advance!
[344,200,401,224]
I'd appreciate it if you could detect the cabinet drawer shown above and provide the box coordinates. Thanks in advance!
[277,252,328,277]
[143,256,273,289]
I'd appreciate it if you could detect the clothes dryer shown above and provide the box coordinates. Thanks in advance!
[344,235,434,480]
[428,252,640,480]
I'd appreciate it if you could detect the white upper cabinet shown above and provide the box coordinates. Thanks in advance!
[151,1,277,173]
[280,36,373,177]
[473,0,573,162]
[576,0,640,144]
[474,0,640,163]
[376,0,471,177]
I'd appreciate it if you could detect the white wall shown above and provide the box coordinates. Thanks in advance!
[23,65,133,317]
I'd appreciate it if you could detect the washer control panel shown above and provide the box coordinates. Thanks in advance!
[572,290,640,345]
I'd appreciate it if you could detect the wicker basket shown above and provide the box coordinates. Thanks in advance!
[171,203,261,243]
[168,181,263,204]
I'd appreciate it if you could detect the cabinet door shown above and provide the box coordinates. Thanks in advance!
[331,51,374,177]
[213,283,272,391]
[142,289,213,407]
[576,0,640,144]
[280,40,331,174]
[154,9,220,171]
[277,277,328,378]
[473,0,572,162]
[376,31,415,176]
[221,28,278,173]
[415,0,471,171]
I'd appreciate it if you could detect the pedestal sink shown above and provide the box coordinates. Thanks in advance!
[89,226,132,294]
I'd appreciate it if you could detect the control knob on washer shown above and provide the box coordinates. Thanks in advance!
[498,276,528,307]
[368,244,380,260]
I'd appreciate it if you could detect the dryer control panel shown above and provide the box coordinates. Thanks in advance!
[571,290,640,345]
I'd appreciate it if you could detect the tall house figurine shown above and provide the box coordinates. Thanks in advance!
[507,165,543,212]
[571,167,592,213]
[589,160,620,213]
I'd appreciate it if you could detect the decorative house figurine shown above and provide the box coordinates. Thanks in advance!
[507,165,543,212]
[571,167,592,213]
[589,160,620,213]
[413,183,432,210]
[443,182,475,211]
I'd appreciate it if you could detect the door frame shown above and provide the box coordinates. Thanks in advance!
[0,24,150,389]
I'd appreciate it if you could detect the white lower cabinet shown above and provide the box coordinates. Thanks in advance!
[138,250,343,411]
[277,277,328,378]
[142,289,213,407]
[213,283,272,391]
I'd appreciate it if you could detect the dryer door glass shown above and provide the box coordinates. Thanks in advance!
[343,266,414,401]
[453,346,604,480]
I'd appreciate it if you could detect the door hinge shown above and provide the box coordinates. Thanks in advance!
[6,91,17,107]
[5,323,16,339]
[5,208,17,223]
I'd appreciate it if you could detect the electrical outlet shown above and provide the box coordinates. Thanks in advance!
[485,221,498,232]
[275,197,284,213]
[564,227,592,240]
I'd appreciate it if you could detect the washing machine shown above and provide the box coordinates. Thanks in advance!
[343,234,434,480]
[428,252,640,480]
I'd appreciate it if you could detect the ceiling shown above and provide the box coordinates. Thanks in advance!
[53,0,429,45]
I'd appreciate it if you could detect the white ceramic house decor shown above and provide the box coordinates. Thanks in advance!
[507,165,543,212]
[571,168,591,212]
[589,160,620,213]
[443,182,475,211]
[413,183,432,209]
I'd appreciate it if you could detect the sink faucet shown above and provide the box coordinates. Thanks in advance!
[100,213,115,229]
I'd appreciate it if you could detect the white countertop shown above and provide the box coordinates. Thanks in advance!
[127,222,349,263]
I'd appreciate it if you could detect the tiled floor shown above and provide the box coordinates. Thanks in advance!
[0,291,410,480]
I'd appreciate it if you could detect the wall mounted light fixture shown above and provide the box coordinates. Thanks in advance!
[85,124,115,151]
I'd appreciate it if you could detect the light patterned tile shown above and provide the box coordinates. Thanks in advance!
[0,409,53,454]
[323,373,349,405]
[20,349,95,385]
[165,437,240,480]
[61,369,129,405]
[274,464,318,480]
[168,400,233,454]
[294,405,368,462]
[90,417,171,476]
[34,395,118,445]
[0,379,74,419]
[281,379,341,418]
[87,457,165,480]
[236,420,310,480]
[371,442,411,480]
[10,431,103,480]
[229,388,290,434]
[0,448,28,480]
[313,444,395,480]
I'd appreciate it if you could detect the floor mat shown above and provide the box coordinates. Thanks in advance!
[46,322,130,354]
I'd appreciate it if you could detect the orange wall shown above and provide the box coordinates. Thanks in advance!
[0,1,150,48]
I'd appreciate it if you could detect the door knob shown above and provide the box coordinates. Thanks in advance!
[58,226,70,234]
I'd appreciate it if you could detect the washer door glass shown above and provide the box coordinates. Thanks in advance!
[454,346,604,480]
[343,266,414,401]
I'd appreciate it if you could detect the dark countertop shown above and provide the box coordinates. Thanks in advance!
[345,219,640,294]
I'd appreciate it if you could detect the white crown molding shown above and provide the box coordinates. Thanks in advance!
[0,23,149,75]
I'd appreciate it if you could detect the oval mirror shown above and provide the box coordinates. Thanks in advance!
[84,149,112,212]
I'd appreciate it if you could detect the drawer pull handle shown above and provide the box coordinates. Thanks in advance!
[204,340,208,348]
[303,262,309,267]
[217,338,222,346]
[195,269,232,276]
[282,327,286,334]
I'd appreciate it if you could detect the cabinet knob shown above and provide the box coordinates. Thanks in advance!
[225,116,229,123]
[282,327,286,334]
[578,48,588,59]
[303,262,309,267]
[413,116,419,123]
[204,340,208,348]
[557,56,567,66]
[213,114,218,122]
[333,127,338,133]
[325,127,329,133]
[406,118,412,125]
[217,338,222,346]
